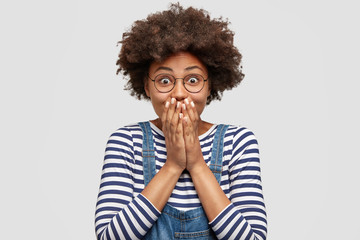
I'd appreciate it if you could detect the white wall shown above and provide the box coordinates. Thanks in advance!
[1,0,359,239]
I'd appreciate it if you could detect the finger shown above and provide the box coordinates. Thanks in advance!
[170,100,182,136]
[161,97,171,132]
[182,101,195,132]
[181,103,190,131]
[166,97,177,128]
[181,109,193,138]
[176,101,182,123]
[177,112,184,138]
[184,98,198,123]
[181,102,188,120]
[168,97,177,118]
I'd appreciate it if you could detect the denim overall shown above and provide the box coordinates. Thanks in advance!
[139,122,229,240]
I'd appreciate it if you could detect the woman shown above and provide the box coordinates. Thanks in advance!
[95,4,267,240]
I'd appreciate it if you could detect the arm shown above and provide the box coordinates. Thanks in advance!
[182,99,267,240]
[95,98,187,240]
[95,128,161,240]
[182,98,230,221]
[210,128,267,240]
[141,97,186,210]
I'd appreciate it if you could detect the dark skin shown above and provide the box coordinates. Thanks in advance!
[141,52,231,221]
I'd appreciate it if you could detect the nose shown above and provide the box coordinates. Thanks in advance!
[171,79,188,101]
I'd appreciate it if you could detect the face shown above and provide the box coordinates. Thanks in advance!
[145,52,210,121]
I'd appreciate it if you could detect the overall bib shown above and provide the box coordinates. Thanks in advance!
[139,122,229,240]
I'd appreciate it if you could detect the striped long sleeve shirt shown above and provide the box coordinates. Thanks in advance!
[95,122,267,240]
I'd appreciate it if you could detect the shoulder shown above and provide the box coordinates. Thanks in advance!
[221,124,259,149]
[109,123,142,137]
[106,123,143,147]
[222,124,257,139]
[221,125,261,171]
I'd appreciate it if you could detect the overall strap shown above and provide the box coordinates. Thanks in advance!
[209,124,229,184]
[139,122,156,187]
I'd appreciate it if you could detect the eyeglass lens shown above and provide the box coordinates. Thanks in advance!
[154,74,205,93]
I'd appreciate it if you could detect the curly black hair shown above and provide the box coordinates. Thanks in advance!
[116,3,244,104]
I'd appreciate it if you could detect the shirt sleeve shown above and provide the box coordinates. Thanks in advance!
[210,127,267,240]
[95,127,161,240]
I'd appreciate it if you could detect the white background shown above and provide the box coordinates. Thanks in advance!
[1,0,359,239]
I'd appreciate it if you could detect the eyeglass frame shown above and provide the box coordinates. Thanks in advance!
[147,73,208,93]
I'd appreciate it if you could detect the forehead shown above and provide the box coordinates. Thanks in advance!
[149,52,207,75]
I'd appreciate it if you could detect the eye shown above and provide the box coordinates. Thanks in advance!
[155,75,173,85]
[160,78,171,84]
[186,75,201,85]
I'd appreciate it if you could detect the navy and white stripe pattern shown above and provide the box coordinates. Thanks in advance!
[95,122,267,240]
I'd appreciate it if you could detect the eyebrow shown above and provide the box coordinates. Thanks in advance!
[154,65,206,74]
[185,66,206,73]
[154,66,173,73]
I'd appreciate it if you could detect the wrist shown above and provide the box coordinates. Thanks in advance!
[163,161,185,176]
[187,160,208,176]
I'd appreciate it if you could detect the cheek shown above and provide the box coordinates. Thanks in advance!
[193,95,208,116]
[151,99,163,116]
[149,94,168,117]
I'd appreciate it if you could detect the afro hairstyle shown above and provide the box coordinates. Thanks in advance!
[116,3,244,104]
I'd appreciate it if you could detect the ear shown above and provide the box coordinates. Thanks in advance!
[207,81,211,97]
[144,78,150,98]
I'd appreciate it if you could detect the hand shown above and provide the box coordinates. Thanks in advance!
[181,98,206,172]
[161,97,187,172]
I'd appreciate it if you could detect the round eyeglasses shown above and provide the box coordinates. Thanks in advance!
[148,73,208,93]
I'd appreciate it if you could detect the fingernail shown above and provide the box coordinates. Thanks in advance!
[182,104,186,110]
[179,113,183,119]
[165,102,170,108]
[171,98,175,104]
[177,102,180,108]
[184,99,189,105]
[183,116,188,122]
[190,102,195,107]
